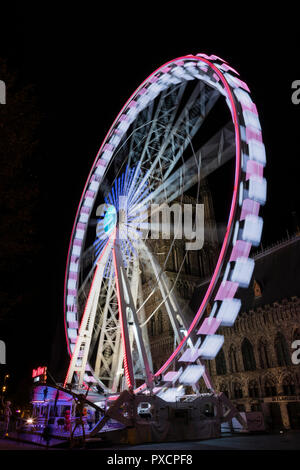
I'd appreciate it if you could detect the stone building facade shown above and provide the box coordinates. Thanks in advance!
[209,236,300,430]
[144,219,300,429]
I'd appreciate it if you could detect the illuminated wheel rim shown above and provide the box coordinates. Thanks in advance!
[63,54,266,394]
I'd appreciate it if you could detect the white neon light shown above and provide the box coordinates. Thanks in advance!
[232,221,239,246]
[127,107,138,121]
[79,213,89,223]
[163,368,182,384]
[216,298,241,327]
[240,125,246,141]
[67,279,76,290]
[117,120,130,132]
[242,214,263,246]
[243,110,261,131]
[158,387,185,402]
[239,182,244,206]
[184,62,201,79]
[148,83,165,98]
[179,365,205,385]
[68,328,78,339]
[66,295,75,306]
[108,135,121,147]
[233,88,253,106]
[199,334,224,360]
[89,181,100,192]
[95,166,105,177]
[137,95,151,108]
[230,257,255,288]
[222,263,231,283]
[70,262,79,273]
[83,197,94,208]
[248,140,266,166]
[173,66,193,81]
[101,150,113,162]
[72,245,81,256]
[67,312,76,322]
[75,229,85,240]
[248,176,267,205]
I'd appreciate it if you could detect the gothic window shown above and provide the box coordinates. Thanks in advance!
[215,349,227,375]
[171,246,176,272]
[242,338,256,371]
[157,310,163,335]
[150,316,155,337]
[258,339,270,369]
[198,252,203,277]
[253,279,262,298]
[229,345,238,373]
[251,403,262,412]
[264,378,277,397]
[274,332,290,366]
[207,359,212,376]
[168,318,174,335]
[206,302,212,316]
[293,328,300,341]
[174,248,178,272]
[282,376,296,396]
[233,382,243,399]
[185,252,191,275]
[248,380,259,398]
[220,383,229,398]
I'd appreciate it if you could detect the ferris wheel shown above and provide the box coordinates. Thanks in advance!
[63,54,266,399]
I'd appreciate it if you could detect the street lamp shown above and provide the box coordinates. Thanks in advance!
[1,374,10,406]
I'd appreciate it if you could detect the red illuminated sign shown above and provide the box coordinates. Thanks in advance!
[32,366,47,378]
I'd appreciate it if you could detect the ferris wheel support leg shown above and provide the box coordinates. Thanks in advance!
[111,342,124,393]
[113,237,154,391]
[218,392,248,431]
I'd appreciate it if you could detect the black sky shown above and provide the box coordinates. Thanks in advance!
[0,7,299,402]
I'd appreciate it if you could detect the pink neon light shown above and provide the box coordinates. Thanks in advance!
[241,101,257,114]
[197,317,221,336]
[229,240,251,262]
[240,198,260,221]
[246,160,264,181]
[163,371,180,382]
[179,348,201,362]
[219,62,240,76]
[215,280,239,301]
[246,127,262,143]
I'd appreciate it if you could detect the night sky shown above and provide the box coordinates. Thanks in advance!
[0,7,299,405]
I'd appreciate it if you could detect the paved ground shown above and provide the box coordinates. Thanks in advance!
[113,431,300,451]
[1,431,300,451]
